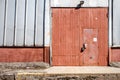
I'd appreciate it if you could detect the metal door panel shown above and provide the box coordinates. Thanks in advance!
[15,0,25,46]
[0,0,5,45]
[79,8,108,66]
[83,29,98,65]
[52,8,81,66]
[4,0,15,46]
[53,56,79,66]
[25,0,35,46]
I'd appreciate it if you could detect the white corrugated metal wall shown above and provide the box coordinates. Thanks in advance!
[0,0,46,47]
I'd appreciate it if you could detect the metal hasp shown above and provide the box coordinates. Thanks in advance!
[75,1,84,9]
[81,43,86,52]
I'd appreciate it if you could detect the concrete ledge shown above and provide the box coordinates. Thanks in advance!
[16,74,120,80]
[44,66,120,74]
[16,66,120,80]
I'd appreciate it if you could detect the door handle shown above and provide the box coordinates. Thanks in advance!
[81,43,87,52]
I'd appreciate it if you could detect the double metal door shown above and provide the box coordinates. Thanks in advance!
[52,8,108,66]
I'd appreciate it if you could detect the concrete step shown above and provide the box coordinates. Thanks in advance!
[16,66,120,80]
[0,66,120,80]
[16,74,120,80]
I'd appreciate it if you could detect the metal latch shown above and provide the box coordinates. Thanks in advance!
[75,1,84,9]
[81,43,87,52]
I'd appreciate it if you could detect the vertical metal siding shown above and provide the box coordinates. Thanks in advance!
[113,0,120,46]
[4,0,16,46]
[0,0,44,47]
[45,0,50,46]
[35,0,44,46]
[109,0,112,46]
[25,0,35,46]
[0,0,5,45]
[15,0,25,46]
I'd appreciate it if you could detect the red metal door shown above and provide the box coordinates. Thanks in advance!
[82,29,98,65]
[52,8,108,66]
[52,8,80,66]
